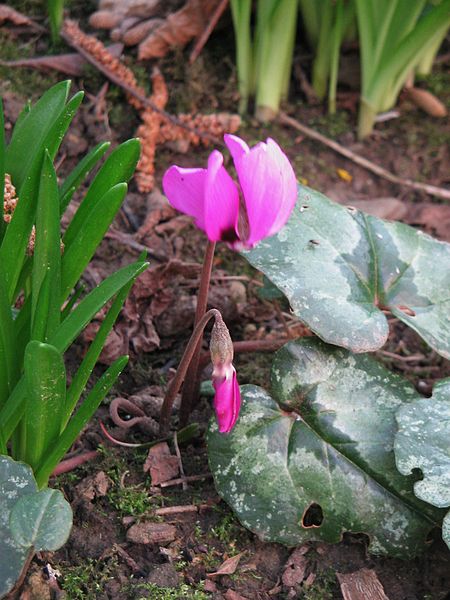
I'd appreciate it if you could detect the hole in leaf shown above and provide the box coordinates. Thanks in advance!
[301,503,323,528]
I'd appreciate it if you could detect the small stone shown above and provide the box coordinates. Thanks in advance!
[126,521,177,545]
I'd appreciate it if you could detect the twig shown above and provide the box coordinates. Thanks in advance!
[279,111,450,200]
[155,505,200,515]
[61,25,220,146]
[189,0,229,63]
[105,228,165,261]
[160,473,213,488]
[378,350,426,362]
[52,450,99,476]
[173,431,187,491]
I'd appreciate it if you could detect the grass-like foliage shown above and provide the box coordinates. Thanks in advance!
[0,81,148,488]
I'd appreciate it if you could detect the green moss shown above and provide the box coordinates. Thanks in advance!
[310,110,351,138]
[124,581,209,600]
[60,557,119,600]
[302,569,336,599]
[0,30,59,97]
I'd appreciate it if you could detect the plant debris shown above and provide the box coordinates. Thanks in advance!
[89,0,223,60]
[62,20,240,193]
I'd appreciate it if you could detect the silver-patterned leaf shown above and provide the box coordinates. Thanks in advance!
[208,339,444,557]
[243,186,450,357]
[395,378,450,549]
[0,456,37,598]
[10,488,73,551]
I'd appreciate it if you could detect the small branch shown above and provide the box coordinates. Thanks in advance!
[52,451,99,476]
[189,0,229,63]
[155,505,199,516]
[279,111,450,201]
[179,240,216,427]
[160,473,213,488]
[173,431,187,491]
[61,26,220,146]
[159,307,221,435]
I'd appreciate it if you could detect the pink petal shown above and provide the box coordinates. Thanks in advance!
[204,150,240,243]
[224,134,249,163]
[213,366,241,433]
[234,138,297,247]
[162,165,207,231]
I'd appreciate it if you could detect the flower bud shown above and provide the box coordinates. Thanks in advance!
[209,314,241,433]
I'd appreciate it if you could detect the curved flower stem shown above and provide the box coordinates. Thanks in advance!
[179,240,216,427]
[159,308,221,436]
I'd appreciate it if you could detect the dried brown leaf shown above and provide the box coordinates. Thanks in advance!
[405,87,447,117]
[0,44,123,77]
[138,0,220,60]
[207,553,244,578]
[144,442,180,485]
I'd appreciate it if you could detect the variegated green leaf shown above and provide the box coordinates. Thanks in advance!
[208,338,444,557]
[243,186,450,357]
[395,378,450,549]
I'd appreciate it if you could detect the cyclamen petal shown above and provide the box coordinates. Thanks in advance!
[234,138,297,247]
[213,366,241,433]
[204,150,240,242]
[162,166,207,231]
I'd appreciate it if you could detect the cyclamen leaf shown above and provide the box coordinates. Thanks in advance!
[10,488,72,550]
[243,185,450,357]
[0,456,71,597]
[208,338,443,557]
[395,378,450,549]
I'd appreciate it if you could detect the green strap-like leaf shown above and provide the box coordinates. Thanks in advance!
[0,270,18,411]
[63,138,140,248]
[0,260,148,442]
[1,91,83,302]
[10,488,72,550]
[35,355,128,488]
[6,81,70,190]
[59,141,110,213]
[243,186,450,357]
[23,341,66,470]
[62,272,139,428]
[32,151,61,340]
[208,338,443,557]
[395,378,450,549]
[60,182,128,302]
[0,98,5,242]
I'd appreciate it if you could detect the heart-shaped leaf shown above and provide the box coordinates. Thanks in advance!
[395,378,450,549]
[208,339,444,557]
[243,186,450,357]
[0,455,72,597]
[10,488,72,551]
[0,456,36,598]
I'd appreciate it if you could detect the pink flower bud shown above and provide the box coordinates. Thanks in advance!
[210,315,241,433]
[213,364,241,434]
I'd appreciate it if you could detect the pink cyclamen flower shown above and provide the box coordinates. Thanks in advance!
[162,134,297,249]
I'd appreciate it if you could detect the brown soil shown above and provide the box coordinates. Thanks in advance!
[2,6,450,600]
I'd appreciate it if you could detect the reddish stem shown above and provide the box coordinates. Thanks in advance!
[198,337,294,370]
[159,308,221,435]
[178,240,216,427]
[52,450,99,476]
